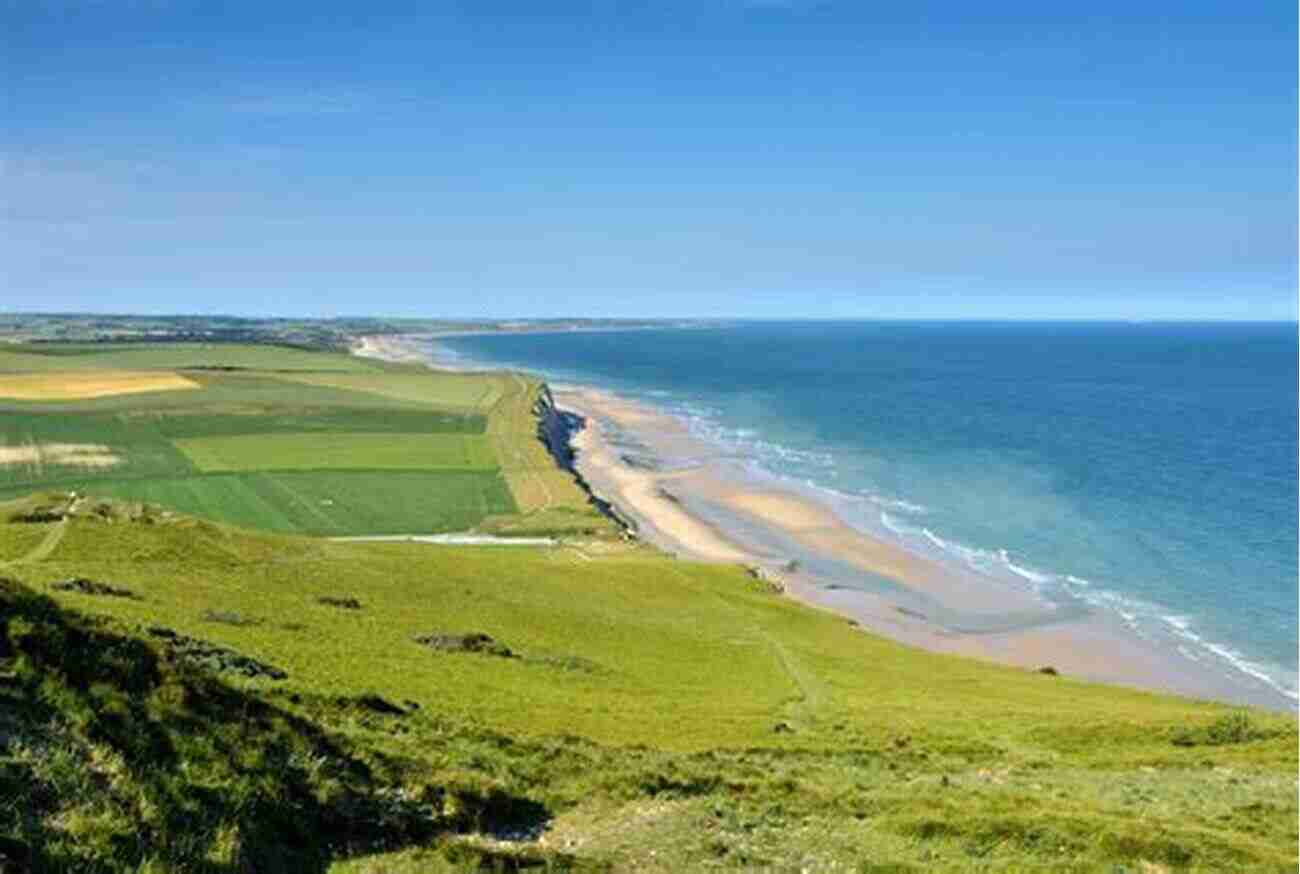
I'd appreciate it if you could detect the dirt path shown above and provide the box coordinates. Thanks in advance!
[331,533,556,546]
[1,495,85,569]
[664,562,829,731]
[1,518,69,568]
[761,633,827,730]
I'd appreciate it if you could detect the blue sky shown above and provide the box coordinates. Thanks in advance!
[3,1,1295,319]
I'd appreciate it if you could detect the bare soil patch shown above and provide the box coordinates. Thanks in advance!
[0,443,121,469]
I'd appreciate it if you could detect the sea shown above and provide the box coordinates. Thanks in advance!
[435,321,1298,709]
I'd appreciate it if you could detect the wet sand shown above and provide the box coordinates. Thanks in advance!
[554,384,1279,708]
[355,334,1289,710]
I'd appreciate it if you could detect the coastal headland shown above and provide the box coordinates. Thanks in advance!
[1,331,1293,872]
[551,383,1290,711]
[357,332,1293,711]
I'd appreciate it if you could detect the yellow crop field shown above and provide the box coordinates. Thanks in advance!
[0,370,199,400]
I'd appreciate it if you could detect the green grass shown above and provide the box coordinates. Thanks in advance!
[0,340,1293,871]
[0,371,432,414]
[0,342,382,373]
[0,575,550,873]
[0,411,197,491]
[0,358,519,535]
[0,405,483,493]
[174,433,499,473]
[270,371,507,412]
[12,471,516,535]
[0,507,1294,872]
[0,357,612,539]
[479,376,619,537]
[151,406,485,438]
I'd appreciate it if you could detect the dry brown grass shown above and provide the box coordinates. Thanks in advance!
[0,443,121,468]
[0,370,199,400]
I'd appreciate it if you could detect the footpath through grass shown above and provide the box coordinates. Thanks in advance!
[0,498,1295,872]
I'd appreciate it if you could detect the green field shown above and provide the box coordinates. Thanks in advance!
[0,371,436,414]
[150,406,485,438]
[1,339,1290,871]
[271,370,508,411]
[1,503,1295,872]
[0,342,383,374]
[33,470,514,535]
[175,433,499,473]
[0,344,584,536]
[0,411,197,491]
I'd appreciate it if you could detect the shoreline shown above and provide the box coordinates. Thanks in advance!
[363,333,1295,712]
[354,324,708,359]
[556,384,1293,710]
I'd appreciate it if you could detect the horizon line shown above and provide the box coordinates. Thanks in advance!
[2,311,1297,325]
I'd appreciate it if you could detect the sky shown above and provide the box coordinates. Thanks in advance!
[3,1,1296,320]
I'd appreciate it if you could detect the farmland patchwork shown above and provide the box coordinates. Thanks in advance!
[0,344,607,537]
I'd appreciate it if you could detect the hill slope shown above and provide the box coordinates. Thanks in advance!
[1,499,1295,872]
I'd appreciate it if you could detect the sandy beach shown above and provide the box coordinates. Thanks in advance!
[355,333,1289,710]
[553,383,1270,706]
[353,335,436,365]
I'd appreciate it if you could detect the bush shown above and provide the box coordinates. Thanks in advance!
[1172,711,1274,747]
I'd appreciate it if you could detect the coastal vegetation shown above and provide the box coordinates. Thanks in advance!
[0,341,1294,872]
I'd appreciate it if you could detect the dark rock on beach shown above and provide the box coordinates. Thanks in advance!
[745,565,786,594]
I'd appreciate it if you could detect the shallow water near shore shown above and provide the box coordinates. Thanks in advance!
[434,322,1298,709]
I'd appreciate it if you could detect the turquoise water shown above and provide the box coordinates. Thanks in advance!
[438,322,1298,705]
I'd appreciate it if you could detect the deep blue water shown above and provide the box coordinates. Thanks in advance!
[439,322,1298,701]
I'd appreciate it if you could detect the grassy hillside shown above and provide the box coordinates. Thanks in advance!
[0,344,611,538]
[0,341,1293,872]
[0,496,1295,872]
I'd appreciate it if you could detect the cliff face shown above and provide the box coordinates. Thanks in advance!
[533,384,631,534]
[533,384,578,471]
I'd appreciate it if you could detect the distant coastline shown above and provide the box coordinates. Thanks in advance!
[361,331,1296,712]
